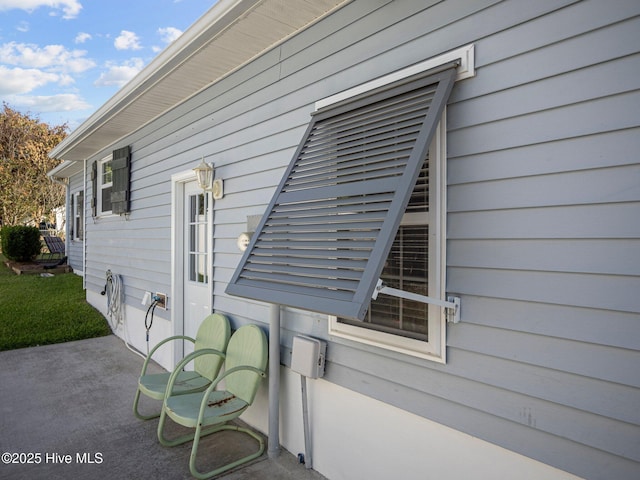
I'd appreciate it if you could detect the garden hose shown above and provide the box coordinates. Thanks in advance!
[101,269,146,360]
[102,269,123,330]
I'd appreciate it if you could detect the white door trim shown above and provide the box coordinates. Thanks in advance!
[171,170,213,367]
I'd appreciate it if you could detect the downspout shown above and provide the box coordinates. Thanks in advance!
[83,158,87,289]
[268,303,281,458]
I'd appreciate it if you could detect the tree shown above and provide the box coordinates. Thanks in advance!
[0,103,68,227]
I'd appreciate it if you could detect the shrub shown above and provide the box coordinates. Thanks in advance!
[0,226,43,261]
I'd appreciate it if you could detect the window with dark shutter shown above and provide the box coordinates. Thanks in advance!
[111,146,131,214]
[226,64,457,321]
[91,157,113,216]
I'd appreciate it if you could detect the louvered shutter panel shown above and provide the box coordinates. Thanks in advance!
[70,193,75,239]
[226,65,457,320]
[111,146,131,214]
[91,161,97,217]
[77,191,84,240]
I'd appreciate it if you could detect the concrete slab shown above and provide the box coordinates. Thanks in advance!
[0,335,326,480]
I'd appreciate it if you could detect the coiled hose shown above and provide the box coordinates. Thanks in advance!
[101,269,145,360]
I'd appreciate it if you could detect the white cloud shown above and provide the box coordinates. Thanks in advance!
[75,32,91,44]
[16,21,29,32]
[152,27,182,52]
[0,41,95,73]
[0,0,82,19]
[94,57,144,87]
[0,65,59,95]
[7,93,91,112]
[114,30,141,51]
[158,27,182,44]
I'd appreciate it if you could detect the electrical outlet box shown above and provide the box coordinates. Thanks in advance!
[155,292,167,310]
[291,335,326,379]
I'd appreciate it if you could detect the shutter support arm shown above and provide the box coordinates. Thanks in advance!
[373,279,461,323]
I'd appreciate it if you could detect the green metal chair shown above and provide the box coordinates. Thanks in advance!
[133,313,231,420]
[157,324,268,479]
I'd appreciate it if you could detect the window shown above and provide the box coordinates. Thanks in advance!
[73,191,84,241]
[329,119,447,361]
[226,46,473,362]
[98,157,113,215]
[91,146,131,217]
[188,192,209,284]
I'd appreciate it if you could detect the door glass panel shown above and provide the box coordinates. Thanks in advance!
[188,193,208,284]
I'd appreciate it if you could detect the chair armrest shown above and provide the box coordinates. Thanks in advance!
[163,348,227,399]
[140,335,195,376]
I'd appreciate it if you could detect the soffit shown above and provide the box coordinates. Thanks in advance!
[50,0,351,163]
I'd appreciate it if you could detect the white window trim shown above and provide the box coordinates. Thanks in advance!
[326,45,474,363]
[97,155,113,216]
[73,191,83,241]
[316,44,474,111]
[329,116,448,363]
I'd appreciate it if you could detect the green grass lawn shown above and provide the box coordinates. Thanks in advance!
[0,254,111,351]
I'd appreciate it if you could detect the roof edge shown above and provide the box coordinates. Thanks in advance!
[49,0,259,160]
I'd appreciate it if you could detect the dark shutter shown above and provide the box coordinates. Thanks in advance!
[70,192,75,239]
[91,161,97,217]
[226,65,457,320]
[111,146,131,214]
[77,191,84,240]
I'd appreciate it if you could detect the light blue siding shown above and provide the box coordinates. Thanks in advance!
[80,0,640,478]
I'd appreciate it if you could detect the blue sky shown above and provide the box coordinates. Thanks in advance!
[0,0,215,130]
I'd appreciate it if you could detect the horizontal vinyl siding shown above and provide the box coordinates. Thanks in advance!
[441,0,640,478]
[81,0,640,479]
[273,1,639,479]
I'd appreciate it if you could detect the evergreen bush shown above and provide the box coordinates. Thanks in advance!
[0,226,43,261]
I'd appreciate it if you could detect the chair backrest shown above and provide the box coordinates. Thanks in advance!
[194,313,231,381]
[225,324,268,404]
[44,236,65,254]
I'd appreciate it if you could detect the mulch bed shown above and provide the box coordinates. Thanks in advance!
[4,260,72,275]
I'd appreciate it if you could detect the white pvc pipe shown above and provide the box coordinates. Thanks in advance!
[301,375,312,469]
[268,303,281,458]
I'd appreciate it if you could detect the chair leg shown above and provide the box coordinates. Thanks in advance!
[157,408,196,447]
[133,389,161,421]
[189,423,265,480]
[157,408,223,447]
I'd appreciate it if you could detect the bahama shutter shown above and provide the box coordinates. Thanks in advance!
[226,64,457,320]
[111,146,131,214]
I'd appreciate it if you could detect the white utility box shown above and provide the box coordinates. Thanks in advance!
[291,335,326,379]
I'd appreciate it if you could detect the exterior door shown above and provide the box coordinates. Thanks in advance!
[182,181,211,359]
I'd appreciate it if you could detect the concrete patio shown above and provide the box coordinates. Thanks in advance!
[0,335,327,480]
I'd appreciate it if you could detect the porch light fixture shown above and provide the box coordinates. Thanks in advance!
[193,157,224,200]
[193,157,213,191]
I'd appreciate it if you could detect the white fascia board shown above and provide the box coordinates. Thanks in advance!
[47,159,84,179]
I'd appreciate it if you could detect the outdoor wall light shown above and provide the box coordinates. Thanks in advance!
[193,157,224,199]
[193,157,213,191]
